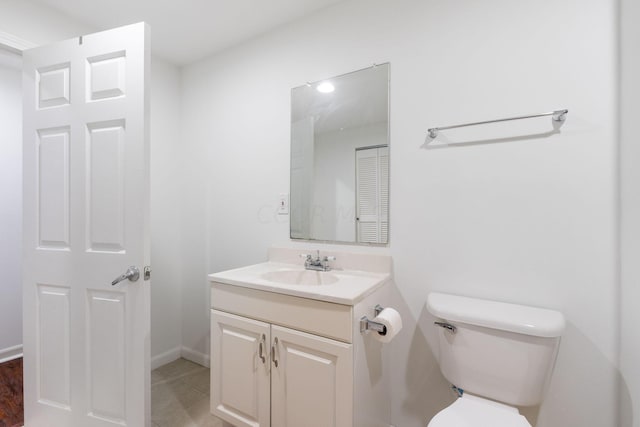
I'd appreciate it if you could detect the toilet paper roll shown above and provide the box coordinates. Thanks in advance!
[371,307,402,343]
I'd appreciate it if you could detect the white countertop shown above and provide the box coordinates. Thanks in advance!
[208,261,391,305]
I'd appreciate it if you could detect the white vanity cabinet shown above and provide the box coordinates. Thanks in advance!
[270,324,352,426]
[211,309,352,427]
[211,310,271,427]
[209,278,391,427]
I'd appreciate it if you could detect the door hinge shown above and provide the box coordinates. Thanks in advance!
[144,266,151,280]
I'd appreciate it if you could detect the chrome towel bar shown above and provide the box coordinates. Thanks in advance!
[427,109,568,139]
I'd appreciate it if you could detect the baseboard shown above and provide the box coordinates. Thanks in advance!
[181,346,210,368]
[3,343,210,369]
[150,346,181,370]
[0,344,23,364]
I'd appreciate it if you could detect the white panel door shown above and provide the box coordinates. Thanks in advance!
[211,310,271,427]
[22,23,150,427]
[271,325,353,427]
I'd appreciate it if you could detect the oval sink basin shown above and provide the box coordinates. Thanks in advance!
[261,270,339,286]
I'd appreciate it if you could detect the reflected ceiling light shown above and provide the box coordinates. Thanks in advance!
[316,81,335,93]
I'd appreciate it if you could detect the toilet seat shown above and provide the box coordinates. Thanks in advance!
[428,394,531,427]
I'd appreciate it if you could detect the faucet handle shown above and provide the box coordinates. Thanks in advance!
[299,253,312,260]
[321,255,336,271]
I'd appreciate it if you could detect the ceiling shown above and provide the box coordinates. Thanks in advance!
[29,0,347,65]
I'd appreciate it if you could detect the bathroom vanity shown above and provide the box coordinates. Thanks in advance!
[208,247,393,427]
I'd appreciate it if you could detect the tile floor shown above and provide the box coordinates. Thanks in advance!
[151,358,228,427]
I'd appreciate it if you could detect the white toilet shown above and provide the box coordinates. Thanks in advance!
[426,292,565,427]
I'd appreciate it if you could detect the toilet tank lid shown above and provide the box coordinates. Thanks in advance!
[427,293,565,338]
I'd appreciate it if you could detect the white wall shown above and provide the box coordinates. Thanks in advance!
[181,0,621,425]
[0,49,23,362]
[150,57,184,367]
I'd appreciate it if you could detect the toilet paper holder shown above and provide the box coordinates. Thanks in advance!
[360,304,387,335]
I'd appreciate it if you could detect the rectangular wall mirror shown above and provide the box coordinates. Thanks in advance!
[290,63,390,244]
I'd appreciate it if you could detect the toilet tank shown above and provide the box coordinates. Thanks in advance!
[427,293,565,407]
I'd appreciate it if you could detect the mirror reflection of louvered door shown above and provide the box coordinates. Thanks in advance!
[356,146,388,244]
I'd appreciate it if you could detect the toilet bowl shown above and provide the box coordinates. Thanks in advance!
[426,292,565,427]
[428,394,530,427]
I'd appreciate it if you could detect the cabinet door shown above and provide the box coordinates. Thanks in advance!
[211,310,271,427]
[271,325,353,427]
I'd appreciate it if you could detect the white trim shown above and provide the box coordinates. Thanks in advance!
[151,346,210,369]
[150,346,182,370]
[181,346,210,368]
[0,31,36,52]
[0,344,23,364]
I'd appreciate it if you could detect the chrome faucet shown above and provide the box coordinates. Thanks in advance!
[300,250,336,272]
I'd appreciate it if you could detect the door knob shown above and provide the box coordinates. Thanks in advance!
[111,266,140,286]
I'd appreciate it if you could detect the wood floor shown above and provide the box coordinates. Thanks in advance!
[0,357,23,427]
